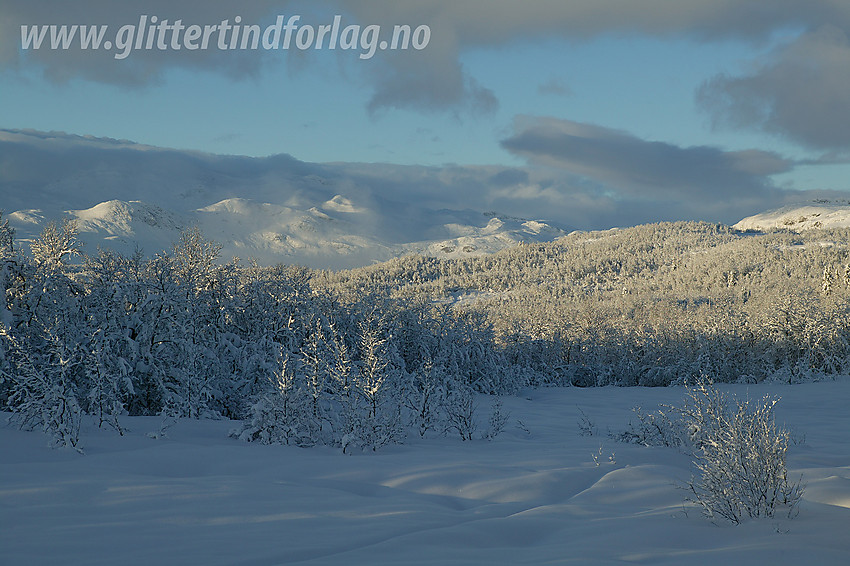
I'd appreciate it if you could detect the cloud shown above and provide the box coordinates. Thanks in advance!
[342,0,850,44]
[698,25,850,150]
[494,116,837,228]
[2,1,287,85]
[328,118,817,230]
[326,0,850,114]
[0,127,832,235]
[6,1,850,116]
[364,53,498,115]
[212,132,241,144]
[500,116,792,202]
[538,78,572,97]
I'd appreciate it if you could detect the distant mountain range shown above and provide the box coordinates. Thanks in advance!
[0,129,569,269]
[4,128,849,269]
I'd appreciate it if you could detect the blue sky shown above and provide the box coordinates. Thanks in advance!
[3,24,802,164]
[3,1,850,228]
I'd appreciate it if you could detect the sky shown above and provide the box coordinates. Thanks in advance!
[4,1,850,229]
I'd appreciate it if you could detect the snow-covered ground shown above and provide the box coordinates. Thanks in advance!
[734,201,850,232]
[3,380,849,565]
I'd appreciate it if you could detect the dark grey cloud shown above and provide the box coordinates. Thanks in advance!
[500,116,792,202]
[492,115,836,228]
[364,54,498,115]
[698,25,850,150]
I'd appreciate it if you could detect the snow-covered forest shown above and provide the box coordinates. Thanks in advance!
[322,221,850,387]
[3,213,850,451]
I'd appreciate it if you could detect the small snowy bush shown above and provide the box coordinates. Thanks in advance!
[230,359,316,447]
[621,382,804,524]
[482,396,510,440]
[685,385,804,524]
[443,384,477,441]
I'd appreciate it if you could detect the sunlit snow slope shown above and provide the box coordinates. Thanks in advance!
[734,200,850,232]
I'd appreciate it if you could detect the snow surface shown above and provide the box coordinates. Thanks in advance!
[3,381,850,565]
[734,201,850,232]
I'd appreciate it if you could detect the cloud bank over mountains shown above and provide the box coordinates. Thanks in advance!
[0,128,831,268]
[0,129,571,268]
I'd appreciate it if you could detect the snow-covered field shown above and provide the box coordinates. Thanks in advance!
[3,380,849,565]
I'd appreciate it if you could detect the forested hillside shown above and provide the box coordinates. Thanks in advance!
[319,221,850,386]
[2,214,849,450]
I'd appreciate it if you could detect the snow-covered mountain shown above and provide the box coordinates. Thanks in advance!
[0,129,570,269]
[734,200,850,232]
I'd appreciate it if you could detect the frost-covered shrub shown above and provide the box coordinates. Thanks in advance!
[617,404,684,448]
[403,359,447,439]
[620,382,804,524]
[232,393,303,446]
[685,386,804,524]
[443,382,477,441]
[482,396,510,440]
[231,360,316,447]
